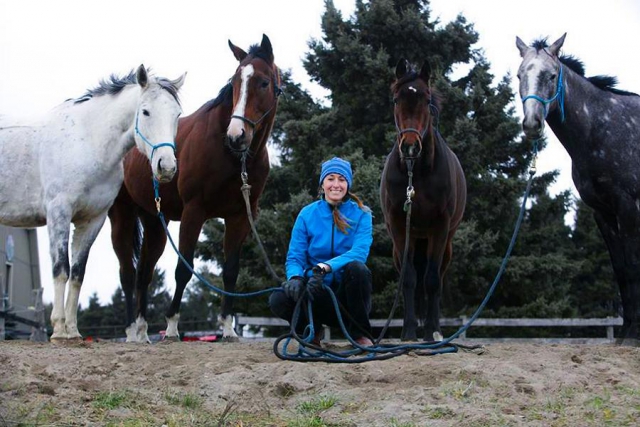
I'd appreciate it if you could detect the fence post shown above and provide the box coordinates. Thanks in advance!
[324,325,331,341]
[606,316,614,341]
[459,316,467,340]
[30,288,47,342]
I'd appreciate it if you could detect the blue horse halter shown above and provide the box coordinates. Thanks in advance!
[521,65,565,122]
[134,111,176,162]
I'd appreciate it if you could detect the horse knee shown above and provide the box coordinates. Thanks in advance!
[175,261,193,285]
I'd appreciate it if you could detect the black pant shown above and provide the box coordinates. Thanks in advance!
[269,261,372,340]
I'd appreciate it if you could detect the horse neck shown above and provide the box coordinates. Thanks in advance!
[546,67,607,157]
[86,86,140,162]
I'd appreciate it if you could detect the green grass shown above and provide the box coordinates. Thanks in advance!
[297,395,337,414]
[164,389,204,409]
[93,390,129,410]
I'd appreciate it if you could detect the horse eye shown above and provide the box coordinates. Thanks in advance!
[142,109,150,117]
[261,80,269,89]
[550,74,557,81]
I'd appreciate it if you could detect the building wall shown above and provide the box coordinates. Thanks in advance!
[0,226,42,338]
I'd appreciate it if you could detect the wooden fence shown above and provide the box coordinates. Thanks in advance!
[236,315,624,344]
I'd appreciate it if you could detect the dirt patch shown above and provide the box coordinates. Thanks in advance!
[1,340,639,426]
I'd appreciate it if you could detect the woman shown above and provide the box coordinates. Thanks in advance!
[269,157,374,347]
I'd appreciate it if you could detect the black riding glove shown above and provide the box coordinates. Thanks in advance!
[283,276,304,302]
[306,266,327,299]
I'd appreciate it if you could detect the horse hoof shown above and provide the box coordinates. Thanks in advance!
[221,335,240,343]
[162,335,181,343]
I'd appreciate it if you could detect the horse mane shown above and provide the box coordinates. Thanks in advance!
[532,38,638,97]
[204,82,233,112]
[74,68,182,104]
[391,68,442,111]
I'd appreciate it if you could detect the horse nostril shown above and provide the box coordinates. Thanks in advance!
[158,158,163,172]
[240,128,246,139]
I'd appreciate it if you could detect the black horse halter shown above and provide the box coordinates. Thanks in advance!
[229,65,282,129]
[393,94,439,161]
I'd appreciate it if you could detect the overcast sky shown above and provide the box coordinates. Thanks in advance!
[1,0,639,307]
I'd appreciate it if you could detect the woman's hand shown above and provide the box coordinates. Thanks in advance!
[283,277,304,302]
[306,265,327,299]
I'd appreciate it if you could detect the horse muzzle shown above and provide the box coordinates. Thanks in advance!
[522,115,545,140]
[154,157,177,183]
[225,133,251,154]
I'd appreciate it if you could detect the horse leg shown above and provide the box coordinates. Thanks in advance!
[108,196,139,342]
[134,213,168,343]
[165,204,206,341]
[594,211,640,345]
[218,215,251,341]
[423,227,449,342]
[391,232,418,341]
[46,206,72,341]
[413,239,428,338]
[65,213,108,340]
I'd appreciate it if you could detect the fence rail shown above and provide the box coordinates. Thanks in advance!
[236,315,624,343]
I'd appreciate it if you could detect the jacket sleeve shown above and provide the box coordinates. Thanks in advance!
[325,210,373,273]
[285,211,309,280]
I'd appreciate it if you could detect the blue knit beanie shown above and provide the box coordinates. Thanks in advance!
[319,157,353,188]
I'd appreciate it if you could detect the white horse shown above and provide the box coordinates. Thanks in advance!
[0,65,185,341]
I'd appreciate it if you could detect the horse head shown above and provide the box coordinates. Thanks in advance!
[392,59,436,162]
[133,64,186,183]
[226,34,281,154]
[516,33,566,139]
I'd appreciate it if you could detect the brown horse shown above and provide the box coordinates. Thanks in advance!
[380,59,466,342]
[108,34,281,343]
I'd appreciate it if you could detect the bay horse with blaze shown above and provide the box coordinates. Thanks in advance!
[517,34,640,345]
[380,59,466,342]
[109,35,281,342]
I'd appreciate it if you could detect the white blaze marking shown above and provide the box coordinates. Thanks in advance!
[228,64,254,137]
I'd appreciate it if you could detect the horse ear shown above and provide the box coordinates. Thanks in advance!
[395,59,408,79]
[260,34,274,63]
[516,36,529,57]
[172,72,187,91]
[548,33,567,57]
[228,40,247,62]
[419,61,431,82]
[136,64,149,89]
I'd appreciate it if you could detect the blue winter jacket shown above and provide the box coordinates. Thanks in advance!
[286,199,373,286]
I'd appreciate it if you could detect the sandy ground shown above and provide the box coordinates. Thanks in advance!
[1,339,639,426]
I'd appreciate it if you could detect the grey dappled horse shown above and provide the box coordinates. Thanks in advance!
[516,33,640,345]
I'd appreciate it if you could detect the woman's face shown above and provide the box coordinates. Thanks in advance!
[322,173,348,204]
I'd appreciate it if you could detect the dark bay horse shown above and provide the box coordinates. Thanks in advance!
[380,59,466,341]
[516,34,640,345]
[109,34,281,342]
